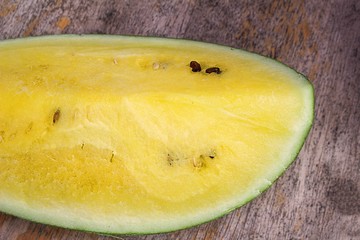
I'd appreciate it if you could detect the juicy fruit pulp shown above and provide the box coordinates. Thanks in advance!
[0,35,313,234]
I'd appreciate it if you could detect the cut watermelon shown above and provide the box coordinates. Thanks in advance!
[0,35,314,234]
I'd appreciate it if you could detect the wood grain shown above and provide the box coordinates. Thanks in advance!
[0,0,359,239]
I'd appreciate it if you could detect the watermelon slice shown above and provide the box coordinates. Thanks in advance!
[0,35,314,234]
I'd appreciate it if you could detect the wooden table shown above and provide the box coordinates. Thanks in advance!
[0,1,359,239]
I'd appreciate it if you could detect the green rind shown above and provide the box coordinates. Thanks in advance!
[0,34,314,235]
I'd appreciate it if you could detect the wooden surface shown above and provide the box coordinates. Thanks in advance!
[0,0,359,239]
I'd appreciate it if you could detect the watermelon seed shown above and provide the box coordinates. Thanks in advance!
[209,149,216,159]
[53,109,61,124]
[153,62,168,70]
[206,67,221,74]
[153,62,160,70]
[193,156,205,168]
[110,152,114,163]
[190,61,201,72]
[167,153,175,166]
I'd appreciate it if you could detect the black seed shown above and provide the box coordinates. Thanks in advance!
[209,155,215,159]
[206,67,221,74]
[190,61,201,72]
[53,109,61,124]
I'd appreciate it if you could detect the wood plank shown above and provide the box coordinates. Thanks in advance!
[0,0,359,239]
